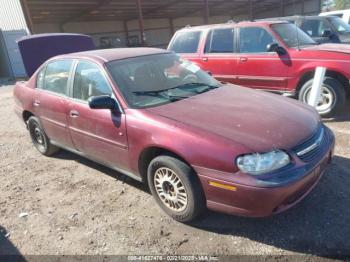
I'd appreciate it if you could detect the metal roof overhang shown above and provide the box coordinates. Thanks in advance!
[22,0,309,26]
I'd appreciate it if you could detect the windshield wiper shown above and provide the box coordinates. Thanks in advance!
[173,82,220,91]
[132,82,220,96]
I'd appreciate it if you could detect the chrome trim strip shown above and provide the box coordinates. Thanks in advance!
[296,128,324,157]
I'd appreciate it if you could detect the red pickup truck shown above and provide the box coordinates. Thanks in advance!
[168,21,350,117]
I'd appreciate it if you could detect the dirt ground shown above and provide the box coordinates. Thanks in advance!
[0,85,349,259]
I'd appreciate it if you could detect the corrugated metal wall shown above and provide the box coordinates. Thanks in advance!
[0,0,28,32]
[0,0,29,78]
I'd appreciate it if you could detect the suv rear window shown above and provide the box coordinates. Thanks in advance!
[205,28,234,53]
[169,31,201,53]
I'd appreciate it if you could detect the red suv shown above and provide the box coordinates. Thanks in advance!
[168,21,350,117]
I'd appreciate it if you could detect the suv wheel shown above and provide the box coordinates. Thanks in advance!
[299,77,346,117]
[28,116,59,156]
[147,155,205,222]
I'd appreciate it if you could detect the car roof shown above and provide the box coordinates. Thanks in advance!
[55,47,170,63]
[262,15,338,21]
[176,20,287,31]
[321,9,350,15]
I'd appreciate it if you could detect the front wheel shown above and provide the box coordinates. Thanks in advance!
[298,77,346,117]
[147,155,205,222]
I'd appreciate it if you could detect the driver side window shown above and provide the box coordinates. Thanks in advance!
[73,61,112,101]
[239,27,275,53]
[301,19,331,37]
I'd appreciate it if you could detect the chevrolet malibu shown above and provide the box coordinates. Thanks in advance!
[14,48,335,222]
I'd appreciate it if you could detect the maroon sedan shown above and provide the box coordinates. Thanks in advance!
[14,48,334,222]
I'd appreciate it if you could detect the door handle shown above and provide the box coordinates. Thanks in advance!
[70,110,80,118]
[239,57,248,63]
[202,57,208,62]
[33,100,40,107]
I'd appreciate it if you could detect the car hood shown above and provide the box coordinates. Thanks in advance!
[147,85,320,152]
[302,43,350,54]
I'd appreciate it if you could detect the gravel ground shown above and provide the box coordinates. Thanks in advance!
[0,85,349,259]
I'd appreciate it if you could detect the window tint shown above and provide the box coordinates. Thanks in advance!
[301,19,331,37]
[36,67,45,89]
[43,60,73,95]
[239,27,275,53]
[272,23,316,47]
[169,31,201,53]
[73,61,112,101]
[205,28,234,53]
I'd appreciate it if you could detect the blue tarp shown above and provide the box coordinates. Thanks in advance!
[18,33,95,77]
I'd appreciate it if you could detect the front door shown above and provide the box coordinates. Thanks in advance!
[67,60,129,171]
[198,28,238,83]
[236,27,289,91]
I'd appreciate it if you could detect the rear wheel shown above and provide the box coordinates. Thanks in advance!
[147,155,205,222]
[299,77,346,117]
[28,116,59,156]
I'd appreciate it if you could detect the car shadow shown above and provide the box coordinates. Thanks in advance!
[53,150,149,193]
[191,155,350,258]
[0,226,25,261]
[323,101,350,123]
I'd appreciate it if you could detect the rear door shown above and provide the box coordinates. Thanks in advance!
[199,28,238,83]
[67,60,129,171]
[236,26,289,91]
[34,59,74,148]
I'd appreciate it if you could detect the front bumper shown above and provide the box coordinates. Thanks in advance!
[195,128,335,217]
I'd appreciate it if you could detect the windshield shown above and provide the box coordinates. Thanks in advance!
[272,23,317,47]
[107,53,221,109]
[328,16,350,34]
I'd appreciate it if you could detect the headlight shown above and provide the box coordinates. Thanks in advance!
[236,150,290,175]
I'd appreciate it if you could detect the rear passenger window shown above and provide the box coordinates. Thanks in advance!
[73,61,112,101]
[36,67,45,89]
[169,31,201,53]
[239,27,275,53]
[43,60,73,95]
[205,28,234,53]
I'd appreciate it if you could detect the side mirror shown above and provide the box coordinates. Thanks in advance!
[322,29,332,38]
[267,43,287,55]
[88,95,117,110]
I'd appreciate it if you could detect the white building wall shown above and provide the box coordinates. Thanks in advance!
[0,0,28,31]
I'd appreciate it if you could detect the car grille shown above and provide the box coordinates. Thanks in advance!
[293,126,330,162]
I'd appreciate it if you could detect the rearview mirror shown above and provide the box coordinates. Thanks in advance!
[267,43,287,55]
[88,95,117,110]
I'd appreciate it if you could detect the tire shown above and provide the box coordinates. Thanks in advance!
[298,77,346,117]
[28,116,59,156]
[147,155,205,222]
